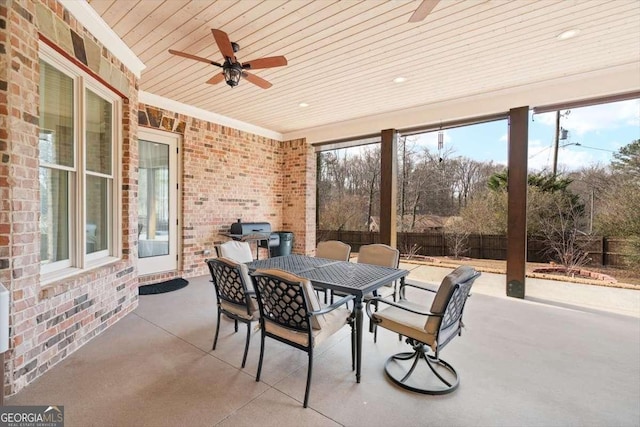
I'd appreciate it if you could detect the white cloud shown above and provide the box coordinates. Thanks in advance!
[526,138,606,172]
[533,111,557,126]
[527,138,553,172]
[556,148,604,172]
[533,99,640,136]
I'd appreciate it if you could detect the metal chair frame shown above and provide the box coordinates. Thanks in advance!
[252,270,355,408]
[206,258,258,368]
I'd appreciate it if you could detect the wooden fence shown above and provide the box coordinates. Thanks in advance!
[316,230,631,267]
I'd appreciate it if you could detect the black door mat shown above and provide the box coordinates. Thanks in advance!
[139,278,189,295]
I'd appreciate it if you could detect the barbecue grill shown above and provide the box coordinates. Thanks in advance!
[225,220,280,255]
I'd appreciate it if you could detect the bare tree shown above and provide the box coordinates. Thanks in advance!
[398,136,418,230]
[537,193,594,273]
[444,217,470,259]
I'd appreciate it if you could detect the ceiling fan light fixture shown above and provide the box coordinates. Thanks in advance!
[223,63,243,87]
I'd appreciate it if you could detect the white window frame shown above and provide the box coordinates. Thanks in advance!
[39,42,122,283]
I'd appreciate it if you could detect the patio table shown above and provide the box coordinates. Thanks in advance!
[246,254,409,383]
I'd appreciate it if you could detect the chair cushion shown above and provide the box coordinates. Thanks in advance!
[264,307,351,348]
[316,241,351,261]
[357,244,399,267]
[373,300,437,347]
[255,268,325,330]
[220,297,259,321]
[357,244,399,288]
[429,266,477,313]
[217,241,254,263]
[373,301,462,352]
[425,266,478,336]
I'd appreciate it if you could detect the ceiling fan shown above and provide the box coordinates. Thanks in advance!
[408,0,440,22]
[168,29,287,89]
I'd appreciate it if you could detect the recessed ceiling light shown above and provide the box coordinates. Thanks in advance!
[557,29,580,40]
[299,102,309,107]
[393,77,407,83]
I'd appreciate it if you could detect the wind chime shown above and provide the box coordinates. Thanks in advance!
[437,130,444,163]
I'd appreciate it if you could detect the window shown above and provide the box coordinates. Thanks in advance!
[39,44,121,278]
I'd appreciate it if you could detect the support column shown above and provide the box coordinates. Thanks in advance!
[506,107,529,298]
[380,129,397,247]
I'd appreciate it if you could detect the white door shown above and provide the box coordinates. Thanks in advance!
[137,128,180,275]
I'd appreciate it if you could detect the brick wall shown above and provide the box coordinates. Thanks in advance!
[0,0,139,395]
[138,106,315,280]
[281,139,316,255]
[0,0,316,397]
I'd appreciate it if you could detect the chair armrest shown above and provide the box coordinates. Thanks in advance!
[311,295,355,316]
[365,296,440,322]
[399,280,437,299]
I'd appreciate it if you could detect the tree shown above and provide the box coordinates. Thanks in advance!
[398,136,419,230]
[460,189,507,234]
[611,139,640,178]
[593,140,640,270]
[567,165,611,233]
[487,170,574,192]
[536,193,594,272]
[469,170,585,237]
[444,217,470,258]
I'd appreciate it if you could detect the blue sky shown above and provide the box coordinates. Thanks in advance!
[412,99,640,172]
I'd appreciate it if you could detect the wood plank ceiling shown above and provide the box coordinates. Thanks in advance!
[87,0,640,134]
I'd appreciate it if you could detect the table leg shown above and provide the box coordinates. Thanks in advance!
[355,296,363,383]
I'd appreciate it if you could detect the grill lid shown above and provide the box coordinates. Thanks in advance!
[229,219,272,236]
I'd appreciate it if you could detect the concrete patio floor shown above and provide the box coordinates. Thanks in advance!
[7,267,640,427]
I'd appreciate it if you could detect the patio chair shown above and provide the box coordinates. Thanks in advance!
[215,240,254,263]
[206,257,260,368]
[366,266,480,394]
[316,240,351,261]
[332,244,400,341]
[315,240,352,302]
[252,268,355,408]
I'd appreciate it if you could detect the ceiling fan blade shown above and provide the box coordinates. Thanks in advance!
[206,73,225,85]
[168,49,221,66]
[242,56,288,70]
[408,0,439,22]
[211,29,236,62]
[242,72,272,89]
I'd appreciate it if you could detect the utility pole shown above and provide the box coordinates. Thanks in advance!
[552,110,570,176]
[552,110,560,176]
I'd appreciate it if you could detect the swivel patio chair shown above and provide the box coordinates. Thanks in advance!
[366,265,480,394]
[315,240,352,302]
[252,268,355,408]
[206,257,260,368]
